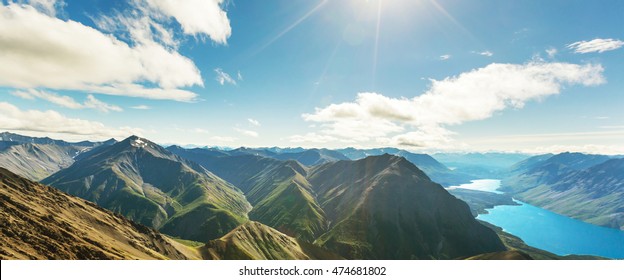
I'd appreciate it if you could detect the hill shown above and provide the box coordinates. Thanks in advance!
[202,222,340,260]
[0,168,195,260]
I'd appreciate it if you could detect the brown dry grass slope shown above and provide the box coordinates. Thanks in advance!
[0,168,198,260]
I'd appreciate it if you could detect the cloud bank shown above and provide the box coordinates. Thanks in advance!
[294,61,605,148]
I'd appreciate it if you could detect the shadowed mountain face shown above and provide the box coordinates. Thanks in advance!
[42,136,252,242]
[202,222,340,260]
[516,158,624,230]
[167,146,327,242]
[0,168,193,260]
[309,155,505,259]
[171,147,505,259]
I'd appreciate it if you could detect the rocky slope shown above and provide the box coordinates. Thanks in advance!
[0,168,194,260]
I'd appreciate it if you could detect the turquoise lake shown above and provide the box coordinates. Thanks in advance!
[452,180,624,259]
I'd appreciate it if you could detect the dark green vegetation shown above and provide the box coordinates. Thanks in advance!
[0,168,194,260]
[42,136,251,242]
[501,152,623,230]
[171,146,506,259]
[309,155,505,259]
[448,188,519,216]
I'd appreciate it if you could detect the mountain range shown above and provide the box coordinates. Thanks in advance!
[42,136,252,242]
[1,131,620,260]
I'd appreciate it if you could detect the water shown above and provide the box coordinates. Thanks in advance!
[447,179,503,194]
[457,179,624,259]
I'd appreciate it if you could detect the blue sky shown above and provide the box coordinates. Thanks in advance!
[0,0,623,154]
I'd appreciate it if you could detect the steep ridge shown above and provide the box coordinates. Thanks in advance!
[0,168,194,260]
[167,147,328,242]
[202,222,340,260]
[309,154,505,259]
[42,136,251,242]
[517,158,624,230]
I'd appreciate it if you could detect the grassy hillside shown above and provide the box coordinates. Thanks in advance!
[0,168,196,260]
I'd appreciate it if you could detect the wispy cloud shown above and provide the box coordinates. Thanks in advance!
[439,54,451,60]
[131,105,151,110]
[234,127,258,138]
[19,0,64,16]
[237,71,243,81]
[0,102,140,139]
[11,89,122,113]
[296,61,605,148]
[567,38,624,53]
[546,47,558,58]
[247,118,260,126]
[474,50,493,57]
[215,68,237,86]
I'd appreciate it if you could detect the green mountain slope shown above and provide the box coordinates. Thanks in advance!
[202,222,340,260]
[0,168,195,260]
[167,147,328,242]
[42,136,251,242]
[309,154,506,259]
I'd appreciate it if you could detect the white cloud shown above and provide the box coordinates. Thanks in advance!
[234,127,258,138]
[524,144,624,156]
[215,68,237,85]
[567,38,624,54]
[288,133,339,144]
[475,50,493,57]
[11,89,122,113]
[546,47,558,58]
[298,61,605,148]
[439,54,451,60]
[0,102,141,139]
[237,71,243,81]
[247,118,260,126]
[144,0,231,44]
[131,105,151,110]
[0,4,203,102]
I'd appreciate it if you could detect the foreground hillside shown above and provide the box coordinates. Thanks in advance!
[0,168,194,260]
[202,222,340,260]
